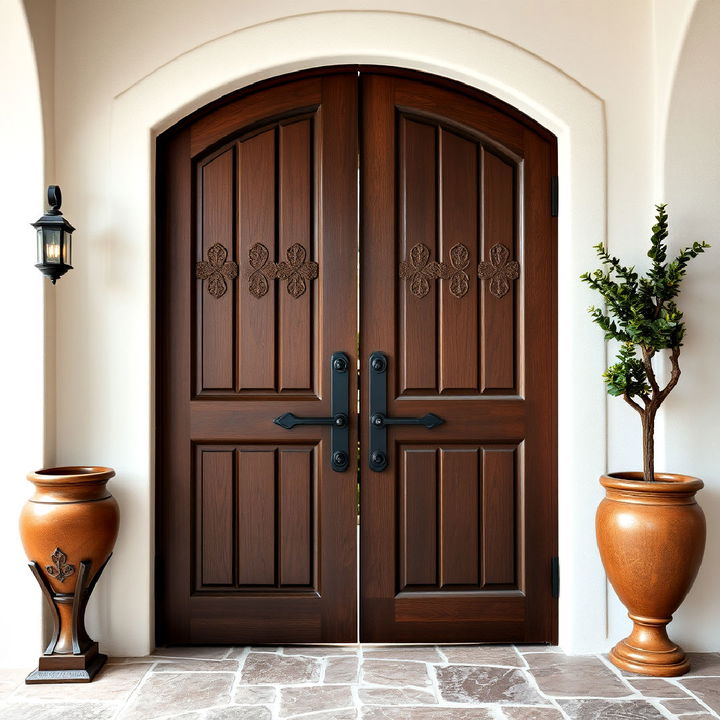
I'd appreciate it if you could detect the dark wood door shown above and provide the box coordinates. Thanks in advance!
[157,67,557,645]
[359,72,557,642]
[156,71,359,643]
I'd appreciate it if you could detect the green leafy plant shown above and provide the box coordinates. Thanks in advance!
[580,205,709,482]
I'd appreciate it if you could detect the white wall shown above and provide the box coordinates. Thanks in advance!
[6,0,717,662]
[660,0,720,648]
[0,0,47,668]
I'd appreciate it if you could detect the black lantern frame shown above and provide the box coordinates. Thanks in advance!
[32,185,75,283]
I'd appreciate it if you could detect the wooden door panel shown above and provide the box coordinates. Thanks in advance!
[195,445,316,591]
[158,71,357,644]
[196,114,319,398]
[360,71,556,643]
[398,444,519,592]
[397,111,521,397]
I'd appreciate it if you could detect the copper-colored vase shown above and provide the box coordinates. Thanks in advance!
[596,472,705,677]
[19,466,119,683]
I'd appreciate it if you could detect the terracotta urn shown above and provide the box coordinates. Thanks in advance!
[19,466,119,683]
[596,472,705,677]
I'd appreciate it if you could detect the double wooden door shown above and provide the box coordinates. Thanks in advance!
[156,67,557,645]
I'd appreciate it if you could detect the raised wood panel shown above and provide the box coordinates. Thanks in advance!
[237,450,276,585]
[199,148,236,391]
[200,450,234,586]
[481,150,517,393]
[440,448,480,586]
[238,128,276,390]
[278,119,314,391]
[279,449,313,586]
[481,447,517,587]
[399,117,437,392]
[400,449,437,588]
[439,130,479,393]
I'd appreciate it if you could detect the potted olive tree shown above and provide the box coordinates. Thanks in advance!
[581,204,709,677]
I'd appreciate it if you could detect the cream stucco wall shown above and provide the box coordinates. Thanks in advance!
[4,0,718,664]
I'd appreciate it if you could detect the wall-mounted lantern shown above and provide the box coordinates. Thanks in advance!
[32,185,74,284]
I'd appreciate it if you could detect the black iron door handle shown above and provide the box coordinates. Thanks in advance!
[273,352,350,472]
[368,351,444,471]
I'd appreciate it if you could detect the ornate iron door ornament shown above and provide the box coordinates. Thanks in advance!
[478,242,519,298]
[196,242,239,299]
[399,242,470,299]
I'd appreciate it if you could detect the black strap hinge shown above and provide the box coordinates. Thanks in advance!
[551,556,560,598]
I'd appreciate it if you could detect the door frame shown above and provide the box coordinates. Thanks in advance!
[107,10,608,656]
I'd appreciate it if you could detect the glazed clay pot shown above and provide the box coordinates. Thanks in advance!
[596,472,705,677]
[19,467,119,658]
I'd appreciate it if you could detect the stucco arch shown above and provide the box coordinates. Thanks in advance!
[103,11,607,656]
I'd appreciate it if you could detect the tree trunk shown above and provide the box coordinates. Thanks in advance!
[641,408,656,482]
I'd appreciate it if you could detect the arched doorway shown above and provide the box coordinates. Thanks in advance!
[156,66,557,645]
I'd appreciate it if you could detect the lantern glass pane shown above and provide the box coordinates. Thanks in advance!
[36,228,44,264]
[44,228,62,264]
[62,231,72,266]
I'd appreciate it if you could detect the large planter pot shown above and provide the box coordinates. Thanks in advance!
[596,472,705,677]
[19,466,119,683]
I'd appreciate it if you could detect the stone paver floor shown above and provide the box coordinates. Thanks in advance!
[1,646,720,719]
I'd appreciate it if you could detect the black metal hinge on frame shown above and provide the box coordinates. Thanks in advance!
[551,556,560,598]
[551,176,559,217]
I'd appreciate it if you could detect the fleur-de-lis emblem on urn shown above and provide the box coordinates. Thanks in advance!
[45,547,75,583]
[274,243,319,299]
[196,243,239,299]
[478,243,520,298]
[399,243,443,299]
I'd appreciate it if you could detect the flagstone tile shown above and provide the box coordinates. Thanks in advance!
[501,709,565,720]
[362,708,494,719]
[152,646,230,659]
[524,654,633,697]
[152,659,240,672]
[516,646,563,654]
[628,678,691,697]
[684,653,720,676]
[679,677,720,713]
[0,703,116,720]
[206,708,272,720]
[325,655,360,683]
[15,662,151,701]
[283,645,358,657]
[359,687,438,705]
[240,653,321,684]
[364,646,443,662]
[557,699,667,719]
[305,711,359,719]
[227,647,280,659]
[439,645,523,666]
[118,671,234,719]
[279,684,353,716]
[435,665,544,705]
[233,685,277,704]
[362,659,431,686]
[660,697,707,714]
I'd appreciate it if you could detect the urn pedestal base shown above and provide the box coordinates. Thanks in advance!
[609,615,689,677]
[26,643,107,684]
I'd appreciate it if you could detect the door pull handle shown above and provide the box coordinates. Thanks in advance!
[273,352,350,472]
[368,352,444,471]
